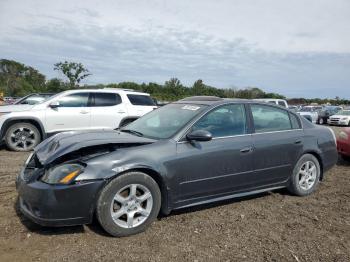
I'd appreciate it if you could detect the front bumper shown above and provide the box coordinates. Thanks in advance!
[16,167,106,227]
[328,119,349,126]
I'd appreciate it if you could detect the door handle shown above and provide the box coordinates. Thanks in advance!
[240,147,253,153]
[294,139,302,144]
[80,110,89,114]
[117,110,126,113]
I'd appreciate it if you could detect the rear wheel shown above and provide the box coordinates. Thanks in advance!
[288,154,321,196]
[319,118,324,125]
[96,171,161,237]
[5,122,41,151]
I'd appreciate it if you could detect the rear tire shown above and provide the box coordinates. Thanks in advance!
[319,118,324,125]
[96,171,161,237]
[287,154,321,196]
[5,122,41,151]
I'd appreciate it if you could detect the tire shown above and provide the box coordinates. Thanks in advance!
[319,118,324,125]
[287,154,321,196]
[96,171,161,237]
[5,122,41,151]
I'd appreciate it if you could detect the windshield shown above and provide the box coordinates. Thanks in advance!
[122,103,208,139]
[337,110,350,116]
[15,94,53,105]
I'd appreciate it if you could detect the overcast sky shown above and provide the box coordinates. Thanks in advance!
[1,0,349,98]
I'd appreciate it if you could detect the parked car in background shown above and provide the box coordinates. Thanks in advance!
[254,98,288,108]
[16,96,338,237]
[337,128,350,160]
[3,97,17,105]
[297,106,320,124]
[317,106,342,125]
[328,110,350,126]
[0,88,156,151]
[14,93,55,105]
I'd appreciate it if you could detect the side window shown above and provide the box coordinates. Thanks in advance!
[127,94,156,106]
[290,113,301,129]
[94,93,121,107]
[278,101,286,108]
[192,104,246,138]
[251,104,292,133]
[57,93,89,107]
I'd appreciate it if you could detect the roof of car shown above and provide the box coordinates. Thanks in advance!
[60,88,149,96]
[175,96,267,106]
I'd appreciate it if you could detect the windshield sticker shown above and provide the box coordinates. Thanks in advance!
[182,105,200,111]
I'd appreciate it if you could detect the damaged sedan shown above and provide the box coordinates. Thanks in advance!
[16,96,338,237]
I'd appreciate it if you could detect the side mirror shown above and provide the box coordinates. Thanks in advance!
[49,101,60,108]
[186,130,212,142]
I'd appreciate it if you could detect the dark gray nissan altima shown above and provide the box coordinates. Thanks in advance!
[16,96,338,236]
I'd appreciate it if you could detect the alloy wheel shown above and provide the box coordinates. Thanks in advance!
[110,184,153,228]
[298,161,317,191]
[8,127,38,151]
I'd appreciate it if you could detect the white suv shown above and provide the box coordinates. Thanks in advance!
[0,88,157,151]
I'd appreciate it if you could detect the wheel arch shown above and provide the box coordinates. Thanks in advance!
[0,117,46,142]
[103,167,171,215]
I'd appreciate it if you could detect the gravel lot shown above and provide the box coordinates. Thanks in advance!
[0,126,349,262]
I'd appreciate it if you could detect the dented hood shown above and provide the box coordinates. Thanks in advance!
[35,130,156,165]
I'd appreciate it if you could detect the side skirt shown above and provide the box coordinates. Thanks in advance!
[172,185,286,211]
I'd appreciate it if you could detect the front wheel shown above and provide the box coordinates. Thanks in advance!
[5,122,41,151]
[319,118,324,125]
[287,154,321,196]
[96,171,161,237]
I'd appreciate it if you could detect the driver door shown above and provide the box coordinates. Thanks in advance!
[172,104,254,204]
[45,92,91,133]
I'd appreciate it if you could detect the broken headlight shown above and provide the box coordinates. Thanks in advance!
[41,164,84,185]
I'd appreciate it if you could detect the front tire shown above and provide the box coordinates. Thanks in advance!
[288,154,321,196]
[319,118,324,125]
[96,171,161,237]
[5,122,41,151]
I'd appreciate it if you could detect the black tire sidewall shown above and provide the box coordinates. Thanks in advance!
[96,171,161,237]
[289,154,321,196]
[5,122,41,151]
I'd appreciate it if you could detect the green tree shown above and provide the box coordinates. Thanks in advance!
[54,61,91,88]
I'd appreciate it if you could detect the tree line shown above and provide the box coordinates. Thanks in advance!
[0,59,348,105]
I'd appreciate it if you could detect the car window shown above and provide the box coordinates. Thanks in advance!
[127,94,156,106]
[93,93,121,107]
[57,93,89,107]
[18,95,48,105]
[289,113,301,129]
[192,104,246,137]
[278,101,286,107]
[251,104,292,133]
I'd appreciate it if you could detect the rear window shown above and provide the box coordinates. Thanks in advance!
[278,101,286,107]
[93,93,121,107]
[127,94,155,106]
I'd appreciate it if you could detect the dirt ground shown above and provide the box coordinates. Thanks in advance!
[0,126,349,262]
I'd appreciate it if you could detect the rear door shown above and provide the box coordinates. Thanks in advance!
[249,104,303,186]
[44,92,91,133]
[89,92,128,129]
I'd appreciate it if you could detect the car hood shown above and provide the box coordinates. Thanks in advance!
[35,130,157,165]
[330,114,350,118]
[0,104,35,112]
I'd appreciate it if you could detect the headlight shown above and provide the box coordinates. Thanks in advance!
[339,131,349,141]
[341,117,348,120]
[41,164,84,185]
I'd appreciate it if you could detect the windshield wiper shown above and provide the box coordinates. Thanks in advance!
[120,129,144,137]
